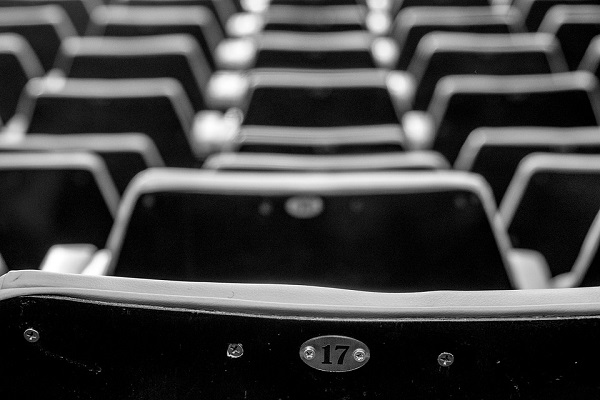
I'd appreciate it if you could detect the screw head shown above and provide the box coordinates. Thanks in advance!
[226,343,244,358]
[353,348,367,362]
[23,328,39,343]
[302,346,316,360]
[438,352,454,367]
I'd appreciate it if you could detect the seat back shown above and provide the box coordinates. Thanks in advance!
[261,5,367,32]
[513,0,598,32]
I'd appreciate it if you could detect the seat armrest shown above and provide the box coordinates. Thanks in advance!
[206,71,250,110]
[81,249,113,276]
[507,248,552,289]
[366,10,391,36]
[550,272,580,288]
[227,12,265,37]
[402,110,435,150]
[40,244,97,274]
[387,71,415,117]
[192,110,241,159]
[215,38,257,70]
[372,37,399,69]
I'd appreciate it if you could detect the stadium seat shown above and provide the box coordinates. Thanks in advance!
[500,153,600,278]
[513,0,598,32]
[0,152,117,271]
[391,7,523,70]
[0,5,77,71]
[0,133,164,194]
[407,32,568,110]
[203,151,449,171]
[87,5,222,70]
[407,71,600,164]
[455,127,600,203]
[2,270,599,398]
[10,76,199,167]
[55,35,211,112]
[538,5,600,70]
[0,33,43,123]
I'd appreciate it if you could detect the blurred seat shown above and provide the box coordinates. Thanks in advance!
[3,270,600,398]
[47,169,553,290]
[203,151,449,171]
[456,127,600,203]
[88,5,222,70]
[0,33,43,123]
[407,32,568,110]
[538,5,600,70]
[216,31,398,70]
[0,5,77,71]
[0,133,164,194]
[391,7,523,70]
[0,152,117,271]
[513,0,598,32]
[55,35,211,112]
[0,0,101,35]
[410,71,600,164]
[10,76,198,167]
[500,153,600,278]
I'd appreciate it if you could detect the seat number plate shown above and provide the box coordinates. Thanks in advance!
[299,335,370,372]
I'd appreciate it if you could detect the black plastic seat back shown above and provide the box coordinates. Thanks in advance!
[0,153,116,270]
[430,72,600,164]
[109,171,512,291]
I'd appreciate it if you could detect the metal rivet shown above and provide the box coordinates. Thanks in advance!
[226,343,244,358]
[302,346,316,361]
[23,328,39,343]
[438,352,454,367]
[353,348,366,362]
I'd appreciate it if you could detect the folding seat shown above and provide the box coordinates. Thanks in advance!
[0,0,103,35]
[45,169,552,290]
[407,71,600,164]
[0,34,43,123]
[513,0,598,32]
[4,270,600,399]
[216,31,398,70]
[579,35,600,79]
[455,127,600,203]
[55,35,211,112]
[391,7,523,70]
[500,154,600,279]
[538,5,600,70]
[0,133,164,194]
[0,152,117,271]
[10,76,199,167]
[203,151,449,171]
[0,5,77,71]
[87,5,222,70]
[407,32,568,110]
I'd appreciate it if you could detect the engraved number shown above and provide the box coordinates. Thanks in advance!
[322,345,350,365]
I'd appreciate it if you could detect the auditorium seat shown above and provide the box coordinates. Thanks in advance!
[538,5,600,70]
[215,31,398,70]
[0,5,77,71]
[500,153,600,278]
[0,152,117,271]
[455,127,600,203]
[203,151,449,171]
[0,33,43,123]
[513,0,598,32]
[55,35,211,111]
[407,32,568,110]
[0,0,101,35]
[0,133,164,194]
[87,5,222,70]
[391,7,523,70]
[10,76,199,167]
[407,71,600,164]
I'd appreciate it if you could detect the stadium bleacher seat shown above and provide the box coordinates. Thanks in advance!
[0,152,117,271]
[55,35,211,112]
[0,133,164,194]
[538,5,600,70]
[9,76,199,167]
[500,153,600,278]
[87,5,222,70]
[0,33,43,123]
[0,5,77,71]
[455,127,600,203]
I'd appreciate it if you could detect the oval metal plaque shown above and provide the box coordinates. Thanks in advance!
[285,196,324,219]
[299,335,370,372]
